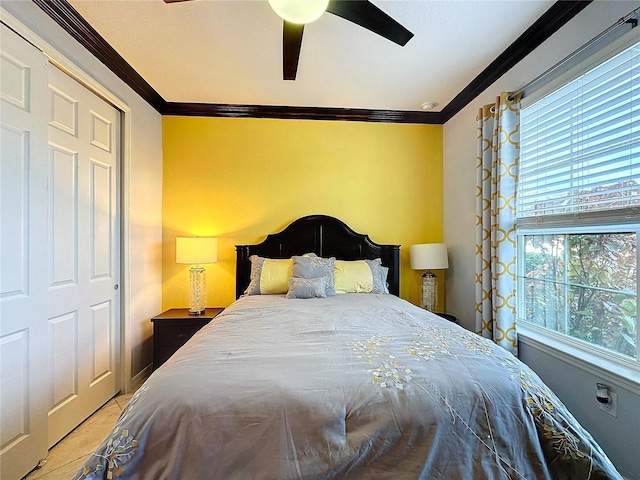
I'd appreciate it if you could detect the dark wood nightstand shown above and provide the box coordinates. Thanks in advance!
[435,312,458,323]
[151,307,224,370]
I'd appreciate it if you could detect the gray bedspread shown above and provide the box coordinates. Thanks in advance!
[74,294,622,479]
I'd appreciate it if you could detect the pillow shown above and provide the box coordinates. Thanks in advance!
[292,254,336,296]
[334,259,388,294]
[379,265,390,294]
[285,276,328,299]
[366,258,388,294]
[244,256,293,295]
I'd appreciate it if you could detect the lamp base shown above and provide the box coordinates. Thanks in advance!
[188,266,207,315]
[421,270,438,312]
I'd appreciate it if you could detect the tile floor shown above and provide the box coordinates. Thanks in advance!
[22,391,133,480]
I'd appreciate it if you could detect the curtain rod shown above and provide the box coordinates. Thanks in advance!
[509,6,639,101]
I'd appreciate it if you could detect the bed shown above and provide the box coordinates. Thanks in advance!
[73,215,622,480]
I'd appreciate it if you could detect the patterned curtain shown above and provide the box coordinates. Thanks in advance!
[475,92,520,355]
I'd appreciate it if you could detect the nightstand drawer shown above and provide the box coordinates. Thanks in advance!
[156,325,203,347]
[151,308,224,370]
[157,346,182,367]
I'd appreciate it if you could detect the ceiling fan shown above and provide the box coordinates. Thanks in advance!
[163,0,414,81]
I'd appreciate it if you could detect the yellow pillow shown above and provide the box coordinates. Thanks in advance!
[244,256,293,295]
[334,260,373,294]
[260,258,293,294]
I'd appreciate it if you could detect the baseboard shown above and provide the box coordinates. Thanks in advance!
[130,363,152,392]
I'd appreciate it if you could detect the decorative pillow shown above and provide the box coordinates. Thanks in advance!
[292,254,336,296]
[379,265,390,294]
[244,256,293,295]
[365,258,388,294]
[334,259,388,294]
[285,276,328,299]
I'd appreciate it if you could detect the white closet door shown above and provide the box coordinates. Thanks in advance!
[46,64,121,447]
[0,24,50,480]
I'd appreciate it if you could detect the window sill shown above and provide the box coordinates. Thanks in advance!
[518,323,640,395]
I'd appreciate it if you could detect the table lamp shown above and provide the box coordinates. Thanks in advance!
[410,243,449,312]
[176,236,218,315]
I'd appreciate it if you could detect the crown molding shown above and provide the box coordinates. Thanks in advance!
[163,102,442,124]
[34,0,591,124]
[32,0,166,112]
[439,0,592,122]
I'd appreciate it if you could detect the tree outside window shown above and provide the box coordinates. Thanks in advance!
[522,231,637,358]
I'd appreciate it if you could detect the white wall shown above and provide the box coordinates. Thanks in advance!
[443,1,640,478]
[1,1,163,386]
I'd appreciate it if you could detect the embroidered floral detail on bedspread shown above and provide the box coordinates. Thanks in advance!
[351,325,494,391]
[75,386,148,479]
[351,335,415,389]
[348,322,621,479]
[502,355,593,462]
[350,324,485,397]
[349,324,537,478]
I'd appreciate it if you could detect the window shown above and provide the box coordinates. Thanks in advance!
[516,37,639,373]
[519,229,637,358]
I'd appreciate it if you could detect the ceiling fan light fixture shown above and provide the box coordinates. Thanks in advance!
[268,0,329,24]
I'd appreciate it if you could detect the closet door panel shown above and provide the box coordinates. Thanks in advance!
[0,24,50,480]
[46,64,120,447]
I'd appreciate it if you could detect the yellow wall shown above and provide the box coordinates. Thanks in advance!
[162,116,444,309]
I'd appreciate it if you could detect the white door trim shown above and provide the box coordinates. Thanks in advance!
[1,10,134,393]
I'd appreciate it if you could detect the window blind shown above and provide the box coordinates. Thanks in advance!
[517,38,640,227]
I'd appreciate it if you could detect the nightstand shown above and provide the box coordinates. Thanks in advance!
[434,312,458,323]
[151,307,224,370]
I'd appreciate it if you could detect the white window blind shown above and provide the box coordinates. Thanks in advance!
[517,38,640,227]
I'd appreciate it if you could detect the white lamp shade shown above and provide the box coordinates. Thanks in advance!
[268,0,329,24]
[176,237,218,265]
[410,243,449,270]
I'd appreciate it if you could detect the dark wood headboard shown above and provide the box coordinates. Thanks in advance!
[235,215,400,298]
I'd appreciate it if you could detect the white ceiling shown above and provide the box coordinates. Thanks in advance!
[67,0,555,112]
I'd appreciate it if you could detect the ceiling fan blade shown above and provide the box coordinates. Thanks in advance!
[283,21,304,80]
[326,0,413,46]
[163,0,194,3]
